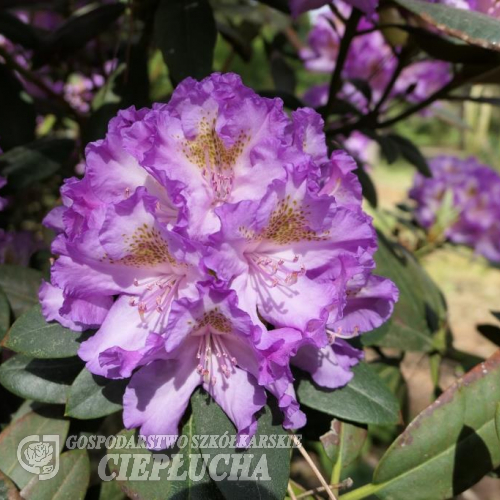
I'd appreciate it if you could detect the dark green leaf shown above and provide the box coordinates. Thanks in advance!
[388,134,431,177]
[320,419,367,468]
[154,0,217,84]
[362,233,446,351]
[354,164,377,208]
[33,4,125,67]
[372,350,500,499]
[362,130,400,164]
[404,25,500,64]
[0,64,36,151]
[3,305,91,359]
[297,362,400,425]
[192,390,290,500]
[20,450,90,500]
[270,52,296,94]
[0,286,11,343]
[478,324,500,347]
[217,22,253,62]
[0,355,81,404]
[0,11,43,49]
[66,369,127,420]
[107,424,219,499]
[394,0,500,51]
[0,411,69,488]
[0,138,74,190]
[0,265,42,318]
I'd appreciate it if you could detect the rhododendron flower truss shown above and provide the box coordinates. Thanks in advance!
[40,72,398,446]
[410,155,500,262]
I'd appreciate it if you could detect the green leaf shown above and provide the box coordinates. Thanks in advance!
[362,233,446,351]
[65,369,127,420]
[394,0,500,51]
[0,138,74,190]
[320,419,367,468]
[107,424,219,499]
[403,25,500,64]
[0,355,81,404]
[0,64,36,151]
[2,305,91,359]
[387,134,431,177]
[495,403,500,442]
[296,362,400,426]
[33,4,125,67]
[0,411,69,488]
[371,350,500,499]
[20,450,90,500]
[0,286,11,343]
[191,390,290,500]
[154,0,217,84]
[0,266,42,318]
[477,324,500,347]
[355,164,377,208]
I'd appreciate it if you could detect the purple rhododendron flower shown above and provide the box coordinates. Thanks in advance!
[300,8,452,107]
[40,73,398,446]
[410,155,500,262]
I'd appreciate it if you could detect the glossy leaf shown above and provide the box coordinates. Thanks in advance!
[0,64,36,151]
[107,424,219,499]
[362,234,446,351]
[191,390,290,500]
[65,369,127,420]
[0,411,69,488]
[0,355,81,404]
[154,0,217,84]
[371,350,500,499]
[477,324,500,347]
[0,266,42,318]
[296,362,400,425]
[20,450,90,500]
[388,134,432,177]
[0,11,43,49]
[0,286,10,343]
[0,138,74,190]
[33,4,125,67]
[394,0,500,51]
[2,305,91,359]
[320,419,367,468]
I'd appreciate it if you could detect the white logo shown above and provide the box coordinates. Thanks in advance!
[17,435,59,480]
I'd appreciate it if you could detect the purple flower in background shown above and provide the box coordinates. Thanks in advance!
[290,0,378,16]
[40,73,397,445]
[0,230,42,266]
[410,155,500,262]
[396,60,452,104]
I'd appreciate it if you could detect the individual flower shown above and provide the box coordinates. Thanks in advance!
[41,73,397,446]
[409,155,500,262]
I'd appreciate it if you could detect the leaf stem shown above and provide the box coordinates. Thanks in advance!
[339,483,381,500]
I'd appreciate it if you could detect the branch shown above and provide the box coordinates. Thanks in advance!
[325,8,362,117]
